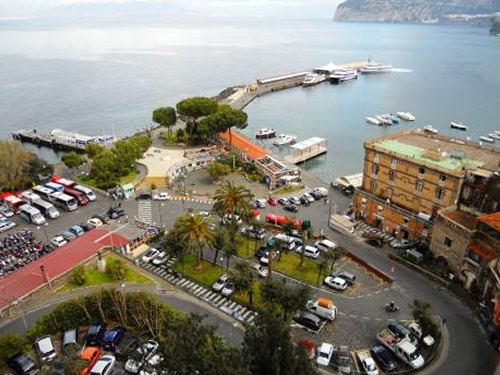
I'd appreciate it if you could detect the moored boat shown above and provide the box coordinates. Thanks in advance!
[273,134,297,146]
[329,68,358,84]
[302,73,326,87]
[480,136,495,143]
[396,112,416,121]
[359,61,392,74]
[451,122,468,131]
[489,133,500,140]
[366,117,381,126]
[256,128,276,139]
[423,125,439,134]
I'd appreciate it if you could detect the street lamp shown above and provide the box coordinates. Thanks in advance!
[159,202,164,228]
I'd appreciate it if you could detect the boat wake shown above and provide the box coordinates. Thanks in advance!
[391,68,413,73]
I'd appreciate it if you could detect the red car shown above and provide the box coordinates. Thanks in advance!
[81,347,101,375]
[267,197,278,206]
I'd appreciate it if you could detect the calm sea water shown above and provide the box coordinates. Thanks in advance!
[0,18,499,181]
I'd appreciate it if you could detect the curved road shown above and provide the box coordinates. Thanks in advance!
[0,283,244,346]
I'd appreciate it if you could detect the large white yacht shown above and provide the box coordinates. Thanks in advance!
[329,68,358,84]
[302,73,326,87]
[359,61,393,74]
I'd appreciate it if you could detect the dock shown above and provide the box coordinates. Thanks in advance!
[285,137,327,164]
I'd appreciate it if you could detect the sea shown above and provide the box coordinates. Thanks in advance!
[1,17,499,182]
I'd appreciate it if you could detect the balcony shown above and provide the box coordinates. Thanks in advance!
[438,179,445,187]
[418,173,425,180]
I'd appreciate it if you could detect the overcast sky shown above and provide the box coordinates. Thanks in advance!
[0,0,344,19]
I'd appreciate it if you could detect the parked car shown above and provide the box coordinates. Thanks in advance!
[309,191,323,200]
[81,347,102,375]
[330,270,356,285]
[371,345,396,373]
[252,263,269,278]
[302,193,315,203]
[115,335,140,361]
[86,323,107,346]
[254,246,267,260]
[365,238,383,248]
[135,191,152,200]
[0,219,16,233]
[212,274,229,292]
[0,205,14,217]
[107,206,126,219]
[388,323,418,346]
[141,248,160,263]
[92,213,110,224]
[277,197,290,206]
[283,204,299,213]
[87,218,103,228]
[316,343,334,366]
[8,354,38,375]
[296,245,320,259]
[390,239,413,249]
[241,225,266,240]
[35,335,57,362]
[267,197,278,206]
[79,222,95,232]
[125,340,159,374]
[222,214,242,225]
[221,281,234,297]
[361,356,379,375]
[312,187,328,197]
[153,193,170,201]
[59,230,77,242]
[253,199,267,208]
[62,327,79,353]
[69,225,85,237]
[50,236,67,248]
[152,252,168,266]
[299,195,310,205]
[89,355,115,375]
[103,326,126,351]
[292,312,322,330]
[260,250,278,265]
[289,196,301,205]
[323,276,348,291]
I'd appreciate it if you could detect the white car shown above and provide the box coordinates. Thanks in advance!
[289,196,301,205]
[221,281,234,297]
[87,218,103,228]
[153,193,170,201]
[212,274,229,292]
[35,335,57,362]
[50,236,68,248]
[142,248,161,263]
[323,276,348,291]
[252,263,269,278]
[152,252,168,266]
[296,245,320,259]
[260,251,278,265]
[314,239,337,252]
[316,343,334,366]
[313,187,328,197]
[0,206,14,217]
[302,193,315,203]
[0,220,16,233]
[362,357,379,375]
[90,355,116,375]
[253,199,267,208]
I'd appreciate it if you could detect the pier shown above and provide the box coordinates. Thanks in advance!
[285,137,328,164]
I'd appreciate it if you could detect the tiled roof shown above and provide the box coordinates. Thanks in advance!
[468,241,497,261]
[219,130,269,160]
[477,211,500,233]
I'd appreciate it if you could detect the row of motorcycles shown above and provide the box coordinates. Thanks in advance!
[0,230,46,278]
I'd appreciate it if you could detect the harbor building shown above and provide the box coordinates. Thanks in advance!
[353,129,500,244]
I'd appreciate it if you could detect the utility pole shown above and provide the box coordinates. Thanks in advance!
[40,265,52,290]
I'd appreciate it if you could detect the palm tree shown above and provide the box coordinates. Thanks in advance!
[213,181,253,220]
[329,245,346,272]
[230,262,255,307]
[316,256,329,285]
[210,227,227,265]
[223,242,237,269]
[176,213,214,269]
[299,229,309,268]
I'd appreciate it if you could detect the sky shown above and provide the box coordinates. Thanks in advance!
[0,0,345,20]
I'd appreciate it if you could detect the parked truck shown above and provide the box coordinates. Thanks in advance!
[305,297,337,321]
[376,328,424,369]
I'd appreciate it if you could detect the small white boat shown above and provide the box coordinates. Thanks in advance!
[256,128,276,139]
[273,134,297,146]
[302,73,326,87]
[396,112,416,121]
[480,136,495,143]
[366,117,381,126]
[495,131,500,135]
[376,115,394,126]
[359,61,392,74]
[423,125,439,134]
[329,68,358,84]
[451,122,468,131]
[489,133,500,140]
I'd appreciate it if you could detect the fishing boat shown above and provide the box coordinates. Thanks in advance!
[489,133,500,140]
[256,128,276,139]
[480,136,495,143]
[273,134,297,146]
[366,117,382,126]
[423,125,439,134]
[450,122,468,131]
[396,112,416,121]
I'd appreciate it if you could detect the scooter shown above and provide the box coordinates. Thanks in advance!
[385,302,400,312]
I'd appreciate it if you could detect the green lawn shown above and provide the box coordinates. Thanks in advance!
[275,185,304,195]
[273,252,325,286]
[119,170,138,184]
[76,175,98,188]
[236,234,262,259]
[76,170,137,188]
[173,254,225,287]
[59,257,152,292]
[233,281,262,309]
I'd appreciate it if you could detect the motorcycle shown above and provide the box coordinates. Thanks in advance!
[385,301,400,312]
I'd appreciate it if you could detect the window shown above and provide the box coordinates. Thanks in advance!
[467,250,481,264]
[374,153,380,163]
[439,174,447,183]
[386,188,393,199]
[389,170,396,181]
[372,163,379,175]
[418,167,425,175]
[370,180,377,193]
[416,180,424,192]
[436,188,445,200]
[391,158,398,168]
[403,218,409,227]
[462,185,471,200]
[444,237,453,248]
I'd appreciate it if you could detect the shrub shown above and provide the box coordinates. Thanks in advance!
[107,259,126,281]
[0,334,29,368]
[207,161,231,181]
[71,265,87,286]
[150,183,157,190]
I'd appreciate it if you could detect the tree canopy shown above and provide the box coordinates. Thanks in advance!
[213,181,253,219]
[176,97,218,119]
[260,278,312,321]
[152,106,177,131]
[62,151,84,172]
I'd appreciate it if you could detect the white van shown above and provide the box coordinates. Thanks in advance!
[19,191,41,206]
[32,186,56,202]
[306,298,337,321]
[32,199,60,219]
[273,233,302,251]
[19,204,46,225]
[73,185,97,201]
[296,245,320,259]
[314,239,337,252]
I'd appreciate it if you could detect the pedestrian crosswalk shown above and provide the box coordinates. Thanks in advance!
[138,257,257,325]
[138,200,153,224]
[170,196,213,205]
[355,221,396,242]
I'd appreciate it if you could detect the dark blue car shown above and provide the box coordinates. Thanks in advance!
[371,345,396,372]
[102,326,126,351]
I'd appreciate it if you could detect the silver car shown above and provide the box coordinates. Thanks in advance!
[212,274,229,292]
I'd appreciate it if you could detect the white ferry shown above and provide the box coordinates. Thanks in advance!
[359,61,392,74]
[329,68,358,84]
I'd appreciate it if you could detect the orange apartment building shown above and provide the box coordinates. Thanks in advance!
[354,129,500,243]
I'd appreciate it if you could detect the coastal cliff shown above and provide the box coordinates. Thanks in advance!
[491,13,500,34]
[334,0,499,24]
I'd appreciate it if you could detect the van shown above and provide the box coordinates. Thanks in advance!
[406,249,423,264]
[32,186,56,202]
[296,245,320,259]
[19,204,46,225]
[19,191,41,206]
[44,182,64,192]
[73,185,96,201]
[314,239,337,252]
[395,340,424,369]
[306,298,337,321]
[32,199,60,219]
[273,233,302,251]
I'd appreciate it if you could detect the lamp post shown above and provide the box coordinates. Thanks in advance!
[160,202,164,228]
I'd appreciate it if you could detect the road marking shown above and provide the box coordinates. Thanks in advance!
[361,316,370,320]
[216,298,227,307]
[228,302,238,309]
[349,314,358,318]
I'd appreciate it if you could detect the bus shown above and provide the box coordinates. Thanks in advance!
[51,192,78,212]
[73,185,96,202]
[32,186,57,202]
[32,199,60,219]
[19,204,46,225]
[0,192,26,214]
[44,182,65,192]
[51,176,76,188]
[64,187,89,206]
